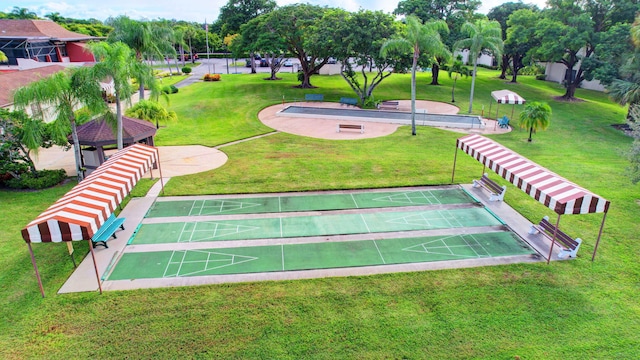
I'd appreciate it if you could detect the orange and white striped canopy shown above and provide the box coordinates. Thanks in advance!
[21,143,159,243]
[456,134,610,215]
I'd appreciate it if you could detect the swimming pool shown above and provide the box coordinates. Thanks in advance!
[277,105,485,129]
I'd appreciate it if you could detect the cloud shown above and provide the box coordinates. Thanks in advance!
[10,0,548,23]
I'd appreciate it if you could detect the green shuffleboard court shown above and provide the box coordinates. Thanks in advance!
[145,188,477,218]
[131,207,501,245]
[108,232,535,280]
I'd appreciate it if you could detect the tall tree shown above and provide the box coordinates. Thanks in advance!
[394,0,481,85]
[582,6,640,119]
[262,4,333,88]
[381,16,449,135]
[106,16,174,100]
[505,8,542,83]
[216,0,277,74]
[488,2,538,79]
[454,19,503,113]
[313,9,401,106]
[89,41,159,150]
[533,2,595,100]
[518,101,552,142]
[236,16,287,80]
[12,67,108,181]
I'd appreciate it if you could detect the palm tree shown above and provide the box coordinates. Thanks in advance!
[106,16,175,100]
[454,20,503,114]
[448,55,471,103]
[608,80,640,121]
[518,101,551,142]
[10,7,38,19]
[12,67,108,181]
[381,16,449,136]
[89,41,162,150]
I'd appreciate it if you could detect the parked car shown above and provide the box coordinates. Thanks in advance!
[327,57,337,64]
[283,59,293,67]
[245,54,262,67]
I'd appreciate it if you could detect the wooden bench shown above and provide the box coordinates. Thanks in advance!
[305,94,324,102]
[91,214,126,249]
[339,97,358,106]
[378,101,399,110]
[529,216,582,259]
[337,124,364,133]
[472,173,507,201]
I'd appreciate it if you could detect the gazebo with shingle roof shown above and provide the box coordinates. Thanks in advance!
[69,116,157,174]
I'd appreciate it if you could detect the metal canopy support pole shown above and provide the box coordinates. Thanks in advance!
[27,242,45,298]
[591,211,608,261]
[451,145,459,183]
[157,150,165,195]
[546,213,562,264]
[88,240,103,294]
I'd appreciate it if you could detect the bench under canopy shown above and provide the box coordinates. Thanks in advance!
[21,143,164,296]
[452,134,610,262]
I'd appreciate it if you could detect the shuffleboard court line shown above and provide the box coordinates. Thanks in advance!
[179,222,188,243]
[176,250,187,277]
[422,190,441,205]
[438,210,454,228]
[469,234,491,257]
[373,240,386,264]
[442,237,455,256]
[360,214,372,233]
[163,251,176,277]
[447,209,464,228]
[280,217,283,238]
[278,196,282,213]
[350,193,360,208]
[461,235,481,257]
[189,200,198,217]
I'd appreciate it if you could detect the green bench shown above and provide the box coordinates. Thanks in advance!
[339,97,358,106]
[91,214,126,249]
[305,94,324,102]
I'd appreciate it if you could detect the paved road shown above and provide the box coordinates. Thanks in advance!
[170,58,301,88]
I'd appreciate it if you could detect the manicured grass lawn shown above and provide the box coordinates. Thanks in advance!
[1,70,639,358]
[157,74,188,87]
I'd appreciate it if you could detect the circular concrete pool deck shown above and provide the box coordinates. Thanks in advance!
[259,100,510,140]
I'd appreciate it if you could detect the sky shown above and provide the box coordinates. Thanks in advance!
[6,1,548,23]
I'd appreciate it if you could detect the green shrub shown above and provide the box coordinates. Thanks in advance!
[162,85,179,94]
[4,169,67,189]
[536,74,547,80]
[182,67,192,74]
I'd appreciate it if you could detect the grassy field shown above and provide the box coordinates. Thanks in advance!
[1,69,639,359]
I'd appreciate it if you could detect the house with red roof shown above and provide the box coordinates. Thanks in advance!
[0,19,96,69]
